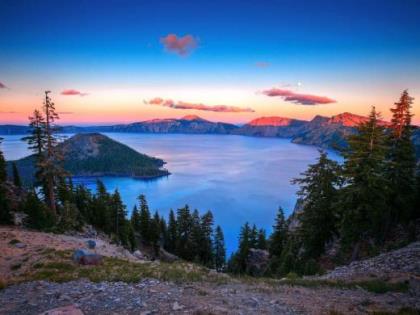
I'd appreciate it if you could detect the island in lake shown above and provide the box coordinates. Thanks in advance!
[8,133,169,185]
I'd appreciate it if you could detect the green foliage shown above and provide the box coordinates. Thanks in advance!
[21,191,55,230]
[213,225,226,271]
[292,151,342,258]
[340,106,389,246]
[386,90,417,223]
[12,162,21,188]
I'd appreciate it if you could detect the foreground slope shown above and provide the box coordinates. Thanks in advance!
[0,226,418,315]
[8,133,169,184]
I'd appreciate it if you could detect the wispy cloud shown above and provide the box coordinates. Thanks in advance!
[160,34,198,56]
[61,89,89,96]
[0,111,18,114]
[261,88,336,105]
[255,62,270,68]
[145,97,254,113]
[0,82,7,89]
[57,111,74,115]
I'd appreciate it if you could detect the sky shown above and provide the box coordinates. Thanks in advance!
[1,0,420,125]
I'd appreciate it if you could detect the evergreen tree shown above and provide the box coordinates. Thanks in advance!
[130,205,141,233]
[39,91,66,214]
[176,205,192,259]
[110,190,127,244]
[257,229,267,250]
[138,194,151,243]
[291,151,342,258]
[0,140,13,224]
[150,211,162,255]
[22,191,54,230]
[236,222,251,273]
[386,90,417,223]
[200,210,214,266]
[213,225,226,271]
[159,216,168,249]
[249,224,258,248]
[166,209,177,253]
[269,207,287,258]
[190,209,202,262]
[12,162,21,188]
[57,201,80,231]
[340,106,389,248]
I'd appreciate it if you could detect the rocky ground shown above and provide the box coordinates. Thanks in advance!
[1,226,419,315]
[319,242,420,282]
[2,278,420,315]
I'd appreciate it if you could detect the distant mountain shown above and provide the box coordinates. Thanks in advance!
[234,116,307,137]
[1,113,419,159]
[7,133,169,185]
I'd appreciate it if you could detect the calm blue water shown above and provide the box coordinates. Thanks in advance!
[1,133,341,254]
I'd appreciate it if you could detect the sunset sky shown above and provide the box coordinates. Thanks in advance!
[1,0,419,125]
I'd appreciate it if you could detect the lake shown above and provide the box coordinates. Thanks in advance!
[1,133,341,254]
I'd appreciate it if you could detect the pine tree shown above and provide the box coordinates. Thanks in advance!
[110,190,127,244]
[150,211,162,256]
[22,191,54,230]
[269,207,287,258]
[213,225,226,271]
[340,106,389,248]
[200,210,214,266]
[176,205,192,259]
[291,151,342,258]
[0,139,13,224]
[236,222,251,273]
[12,162,21,188]
[138,194,151,243]
[249,224,258,248]
[39,91,66,214]
[130,205,141,233]
[166,209,177,253]
[257,229,267,250]
[386,90,417,223]
[190,209,202,262]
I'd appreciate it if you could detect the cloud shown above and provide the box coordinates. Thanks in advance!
[145,97,254,113]
[261,88,336,105]
[255,62,270,68]
[0,82,6,89]
[61,89,88,96]
[57,112,74,115]
[160,34,198,56]
[0,111,17,114]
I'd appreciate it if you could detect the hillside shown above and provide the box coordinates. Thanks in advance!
[8,133,169,184]
[1,226,419,315]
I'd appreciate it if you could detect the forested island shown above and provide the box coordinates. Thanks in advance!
[8,132,169,186]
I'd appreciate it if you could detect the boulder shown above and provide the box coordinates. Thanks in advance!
[159,248,179,262]
[85,240,96,249]
[133,250,145,260]
[246,248,269,276]
[73,249,102,265]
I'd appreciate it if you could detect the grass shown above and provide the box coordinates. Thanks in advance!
[15,249,229,286]
[370,308,420,315]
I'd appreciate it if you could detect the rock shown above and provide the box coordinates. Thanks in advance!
[159,248,179,262]
[246,248,269,276]
[172,301,184,311]
[73,249,102,265]
[85,240,96,249]
[133,250,145,260]
[38,304,84,315]
[14,242,27,248]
